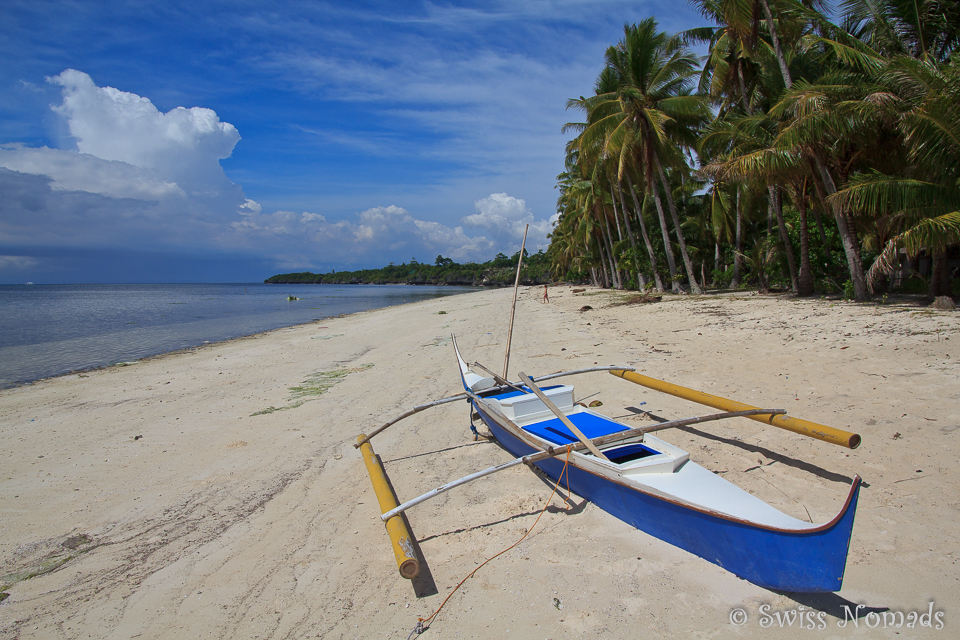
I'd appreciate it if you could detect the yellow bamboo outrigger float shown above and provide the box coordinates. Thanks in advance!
[608,369,861,449]
[357,434,420,579]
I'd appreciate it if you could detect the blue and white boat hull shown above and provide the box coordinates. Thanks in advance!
[453,337,860,593]
[475,404,860,593]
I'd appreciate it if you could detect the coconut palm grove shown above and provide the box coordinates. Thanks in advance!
[547,0,960,301]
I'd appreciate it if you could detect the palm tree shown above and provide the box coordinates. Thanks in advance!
[831,56,960,296]
[840,0,960,63]
[572,19,710,293]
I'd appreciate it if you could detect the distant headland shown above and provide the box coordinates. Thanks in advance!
[265,251,553,286]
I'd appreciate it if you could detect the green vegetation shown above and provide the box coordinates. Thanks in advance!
[1,534,94,594]
[265,251,553,286]
[250,364,374,416]
[549,4,960,300]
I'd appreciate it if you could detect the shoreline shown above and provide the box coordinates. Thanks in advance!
[1,286,957,638]
[0,284,481,391]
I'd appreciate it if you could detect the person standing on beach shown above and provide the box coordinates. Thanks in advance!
[542,284,549,303]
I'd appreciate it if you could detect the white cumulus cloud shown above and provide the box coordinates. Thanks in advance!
[230,203,496,266]
[460,193,553,254]
[0,144,183,200]
[0,71,246,252]
[50,69,240,191]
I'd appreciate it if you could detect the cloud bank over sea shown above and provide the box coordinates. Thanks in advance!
[0,72,553,282]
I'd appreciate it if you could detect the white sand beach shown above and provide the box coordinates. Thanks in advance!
[1,287,958,639]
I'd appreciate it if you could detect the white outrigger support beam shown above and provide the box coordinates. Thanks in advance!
[353,365,637,448]
[380,407,785,521]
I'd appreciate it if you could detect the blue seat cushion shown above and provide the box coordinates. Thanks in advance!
[523,412,629,446]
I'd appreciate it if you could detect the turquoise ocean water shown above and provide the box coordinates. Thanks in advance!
[0,283,477,388]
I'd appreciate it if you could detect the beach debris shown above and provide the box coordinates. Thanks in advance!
[251,364,374,416]
[287,295,299,301]
[133,434,143,440]
[227,441,248,447]
[62,534,92,550]
[932,296,955,310]
[892,432,902,439]
[579,305,593,312]
[612,294,662,306]
[438,310,447,314]
[571,288,586,293]
[588,400,603,407]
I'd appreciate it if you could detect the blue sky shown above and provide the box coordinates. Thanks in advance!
[0,0,706,283]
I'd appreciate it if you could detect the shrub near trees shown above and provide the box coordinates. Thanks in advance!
[548,3,960,300]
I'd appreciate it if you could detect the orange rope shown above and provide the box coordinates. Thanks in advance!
[414,446,574,634]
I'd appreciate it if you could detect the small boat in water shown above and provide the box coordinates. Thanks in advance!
[449,338,861,593]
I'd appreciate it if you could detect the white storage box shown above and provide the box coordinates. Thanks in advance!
[491,384,575,423]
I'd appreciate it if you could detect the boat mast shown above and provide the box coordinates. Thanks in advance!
[502,224,529,379]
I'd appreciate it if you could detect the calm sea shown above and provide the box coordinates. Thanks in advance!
[0,283,477,388]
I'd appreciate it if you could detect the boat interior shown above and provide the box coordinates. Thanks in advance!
[476,381,822,529]
[479,382,691,475]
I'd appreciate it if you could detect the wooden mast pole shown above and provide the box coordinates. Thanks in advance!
[503,224,529,379]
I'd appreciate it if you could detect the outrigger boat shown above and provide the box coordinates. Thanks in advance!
[356,335,862,594]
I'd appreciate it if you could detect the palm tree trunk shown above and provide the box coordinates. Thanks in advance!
[807,158,834,261]
[597,239,610,288]
[613,183,643,290]
[649,176,680,292]
[731,187,743,288]
[812,206,831,259]
[655,156,702,293]
[585,236,602,287]
[930,251,950,297]
[737,63,753,113]
[796,186,815,296]
[599,219,620,289]
[714,242,721,286]
[759,0,793,87]
[845,209,863,263]
[625,173,665,291]
[814,156,869,300]
[609,186,624,242]
[771,186,798,292]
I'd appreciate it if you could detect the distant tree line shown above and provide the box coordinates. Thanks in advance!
[264,250,555,286]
